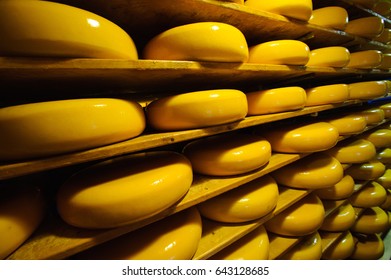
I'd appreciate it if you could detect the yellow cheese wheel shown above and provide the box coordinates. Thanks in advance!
[74,207,202,260]
[308,6,349,30]
[326,114,367,135]
[324,139,376,164]
[380,188,391,210]
[345,17,384,39]
[348,80,388,100]
[320,203,356,232]
[0,184,45,259]
[351,207,389,234]
[248,40,310,65]
[346,160,386,181]
[322,231,355,260]
[183,134,271,176]
[265,193,325,236]
[143,22,248,62]
[0,0,137,59]
[305,84,349,106]
[379,103,391,118]
[315,174,355,200]
[377,148,391,165]
[272,153,344,189]
[377,169,391,189]
[197,175,279,223]
[246,86,306,115]
[245,0,313,21]
[306,47,350,68]
[360,129,391,148]
[375,28,391,44]
[356,108,385,125]
[350,181,387,208]
[347,50,383,69]
[373,1,391,16]
[351,234,384,260]
[57,151,193,229]
[259,122,339,153]
[210,225,269,260]
[146,89,247,131]
[0,98,145,161]
[278,232,322,260]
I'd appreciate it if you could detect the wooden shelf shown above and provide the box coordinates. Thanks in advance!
[0,100,362,181]
[320,231,345,253]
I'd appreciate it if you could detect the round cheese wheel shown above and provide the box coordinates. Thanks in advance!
[360,129,391,148]
[306,47,350,68]
[259,122,339,153]
[375,28,391,44]
[265,193,325,236]
[183,134,271,176]
[377,169,391,189]
[74,207,202,260]
[278,232,322,260]
[326,114,367,135]
[210,225,269,260]
[378,52,391,70]
[380,188,391,210]
[143,22,248,62]
[351,234,384,260]
[0,98,145,161]
[379,103,391,118]
[308,6,349,30]
[348,81,388,100]
[351,206,389,234]
[305,84,349,106]
[350,181,387,207]
[0,184,45,259]
[57,151,193,229]
[322,231,355,260]
[246,86,306,115]
[345,17,384,39]
[315,174,355,200]
[373,1,391,16]
[346,50,383,69]
[356,108,385,125]
[0,0,137,59]
[345,160,386,181]
[324,139,376,164]
[320,203,356,232]
[272,153,344,189]
[146,89,247,131]
[248,40,310,65]
[245,0,313,21]
[376,148,391,165]
[197,175,279,223]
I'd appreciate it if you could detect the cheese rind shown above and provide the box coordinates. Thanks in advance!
[345,17,384,39]
[348,81,388,100]
[305,84,349,106]
[351,206,389,234]
[322,231,355,260]
[278,232,322,260]
[325,139,377,164]
[315,175,355,200]
[346,160,386,181]
[306,47,350,68]
[308,6,349,30]
[351,234,384,260]
[320,203,356,232]
[326,114,367,135]
[346,50,383,69]
[349,181,387,208]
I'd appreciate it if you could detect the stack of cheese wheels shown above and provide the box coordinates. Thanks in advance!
[324,139,377,164]
[265,193,325,236]
[257,122,339,153]
[347,50,383,69]
[326,114,367,135]
[246,86,307,115]
[210,225,269,260]
[278,232,323,260]
[182,133,271,176]
[345,17,384,39]
[355,107,385,125]
[0,184,46,259]
[0,98,145,161]
[146,89,248,131]
[0,0,138,59]
[351,207,389,234]
[272,153,344,190]
[322,231,355,259]
[245,0,313,21]
[345,160,386,181]
[57,151,193,229]
[74,207,202,260]
[305,84,349,106]
[308,6,349,30]
[351,234,385,259]
[143,22,248,62]
[320,203,356,232]
[380,103,391,118]
[349,181,387,208]
[197,175,279,223]
[360,128,391,148]
[377,169,391,188]
[306,47,350,68]
[248,40,310,65]
[315,174,355,200]
[348,81,388,100]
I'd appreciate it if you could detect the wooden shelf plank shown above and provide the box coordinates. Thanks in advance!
[0,101,361,181]
[268,234,302,260]
[320,231,345,253]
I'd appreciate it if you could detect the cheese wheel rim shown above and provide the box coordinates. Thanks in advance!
[315,174,355,200]
[306,47,350,68]
[308,6,349,30]
[324,139,377,164]
[305,83,349,106]
[320,203,356,232]
[351,206,389,234]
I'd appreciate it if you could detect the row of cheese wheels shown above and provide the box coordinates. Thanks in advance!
[1,106,391,259]
[1,1,389,64]
[1,81,389,162]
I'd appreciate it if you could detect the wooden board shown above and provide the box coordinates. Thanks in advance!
[320,231,345,253]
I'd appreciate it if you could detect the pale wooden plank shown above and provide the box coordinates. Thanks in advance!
[268,234,302,260]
